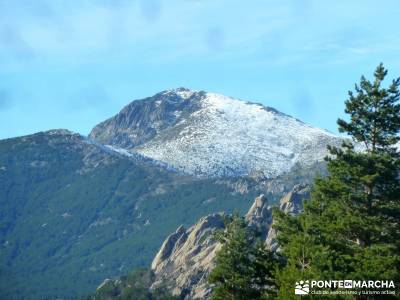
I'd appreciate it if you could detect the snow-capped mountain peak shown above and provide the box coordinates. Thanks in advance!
[165,87,197,100]
[89,88,344,178]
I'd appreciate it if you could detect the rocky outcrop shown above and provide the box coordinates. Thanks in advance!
[89,88,202,149]
[151,185,310,299]
[245,194,273,239]
[265,184,311,251]
[151,214,225,299]
[279,184,310,215]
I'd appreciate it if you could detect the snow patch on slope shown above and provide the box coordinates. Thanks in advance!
[104,145,134,158]
[135,91,342,178]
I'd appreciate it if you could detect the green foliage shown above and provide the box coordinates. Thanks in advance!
[274,64,400,299]
[209,213,278,300]
[86,268,178,300]
[337,63,400,151]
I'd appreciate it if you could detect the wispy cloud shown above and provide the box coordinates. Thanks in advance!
[1,0,399,71]
[0,1,294,67]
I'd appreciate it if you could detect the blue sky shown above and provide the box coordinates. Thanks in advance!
[1,0,400,139]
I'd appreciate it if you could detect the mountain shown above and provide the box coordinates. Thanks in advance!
[1,88,337,299]
[93,185,310,300]
[90,88,344,178]
[0,130,263,299]
[0,129,315,299]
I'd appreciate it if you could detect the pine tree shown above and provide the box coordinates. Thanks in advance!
[208,213,277,300]
[275,64,400,299]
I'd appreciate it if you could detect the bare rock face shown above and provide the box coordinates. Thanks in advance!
[279,184,310,215]
[89,88,202,149]
[151,214,225,299]
[151,225,187,270]
[245,194,273,239]
[265,184,311,251]
[151,185,310,299]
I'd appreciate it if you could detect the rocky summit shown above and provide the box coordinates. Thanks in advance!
[149,184,311,299]
[90,88,344,178]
